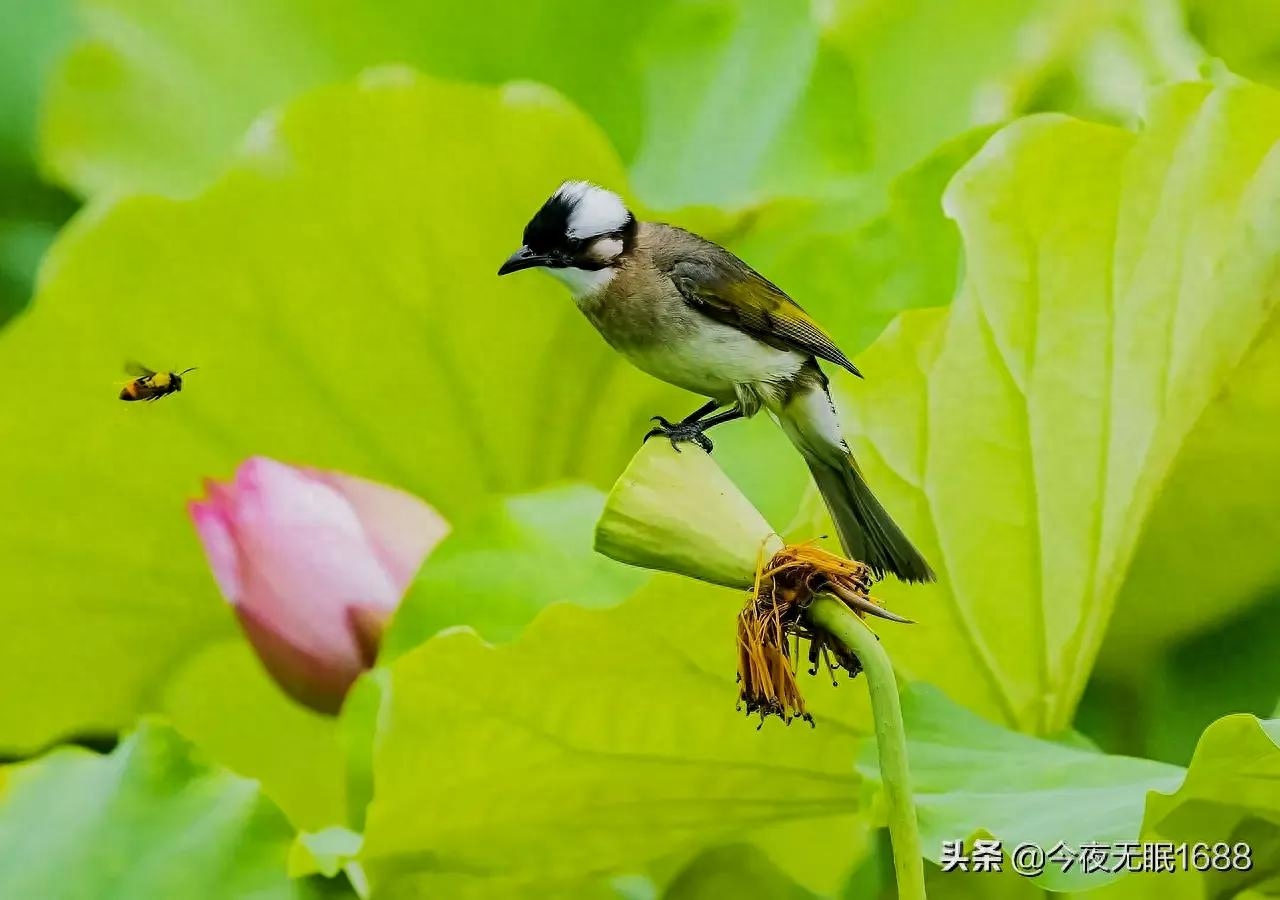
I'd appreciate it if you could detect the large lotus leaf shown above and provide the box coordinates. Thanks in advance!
[42,0,870,207]
[35,0,844,204]
[382,485,649,658]
[361,580,875,898]
[1184,0,1280,89]
[969,0,1207,129]
[661,844,820,900]
[860,685,1184,892]
[827,0,1032,186]
[817,82,1280,733]
[160,639,348,830]
[624,0,865,209]
[0,0,78,323]
[0,71,681,754]
[40,0,664,199]
[1098,282,1280,668]
[0,177,77,325]
[729,127,992,364]
[1057,81,1280,689]
[1149,590,1280,764]
[41,0,1181,208]
[0,720,323,899]
[0,0,74,168]
[924,863,1042,900]
[41,0,863,206]
[636,0,1200,206]
[1142,714,1280,898]
[1079,587,1280,767]
[365,587,1225,897]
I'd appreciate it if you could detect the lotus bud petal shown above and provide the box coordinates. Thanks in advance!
[189,457,448,713]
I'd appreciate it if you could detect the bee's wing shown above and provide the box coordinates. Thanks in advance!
[124,360,156,377]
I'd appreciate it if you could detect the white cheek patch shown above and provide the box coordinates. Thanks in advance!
[588,237,624,265]
[557,181,629,238]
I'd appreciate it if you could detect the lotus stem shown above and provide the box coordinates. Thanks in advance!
[807,594,925,900]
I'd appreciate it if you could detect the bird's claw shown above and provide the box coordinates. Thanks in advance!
[643,415,714,453]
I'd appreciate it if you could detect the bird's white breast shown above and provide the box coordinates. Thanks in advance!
[620,314,806,399]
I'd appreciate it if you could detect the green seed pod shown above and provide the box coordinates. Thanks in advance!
[593,441,782,589]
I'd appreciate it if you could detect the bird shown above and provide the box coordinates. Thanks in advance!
[498,181,934,584]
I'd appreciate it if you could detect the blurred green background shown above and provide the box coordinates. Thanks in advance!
[2,0,1280,897]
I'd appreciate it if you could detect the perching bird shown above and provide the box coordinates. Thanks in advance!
[498,181,934,583]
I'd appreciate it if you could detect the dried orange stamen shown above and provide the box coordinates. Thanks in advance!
[736,542,909,728]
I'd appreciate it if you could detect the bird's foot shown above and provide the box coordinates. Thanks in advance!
[643,415,714,453]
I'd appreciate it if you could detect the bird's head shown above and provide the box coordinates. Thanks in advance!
[498,181,636,296]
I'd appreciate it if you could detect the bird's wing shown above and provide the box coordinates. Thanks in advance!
[663,247,861,377]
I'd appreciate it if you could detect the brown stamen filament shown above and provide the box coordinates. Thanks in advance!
[736,543,910,727]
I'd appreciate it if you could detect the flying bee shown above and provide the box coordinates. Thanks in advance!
[119,362,197,402]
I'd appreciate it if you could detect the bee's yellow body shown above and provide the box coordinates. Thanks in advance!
[119,363,194,402]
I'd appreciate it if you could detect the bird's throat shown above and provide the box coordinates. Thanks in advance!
[545,265,617,300]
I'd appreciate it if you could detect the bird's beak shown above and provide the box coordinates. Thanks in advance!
[497,246,551,276]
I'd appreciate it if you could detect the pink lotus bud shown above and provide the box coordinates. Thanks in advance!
[189,457,448,714]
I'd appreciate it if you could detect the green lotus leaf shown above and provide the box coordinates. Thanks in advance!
[0,0,77,323]
[642,0,1198,208]
[160,639,348,830]
[367,587,1261,896]
[361,582,874,898]
[40,0,1179,209]
[923,862,1041,900]
[0,71,678,755]
[1081,587,1280,766]
[1185,0,1280,89]
[0,720,323,899]
[963,0,1207,130]
[382,485,649,659]
[0,176,77,325]
[45,0,870,207]
[1142,713,1280,898]
[40,0,664,199]
[817,82,1280,733]
[45,0,875,206]
[337,668,390,833]
[729,126,994,365]
[0,0,73,168]
[861,685,1184,892]
[625,0,866,209]
[827,0,1036,186]
[42,0,869,207]
[1099,295,1280,669]
[661,844,821,900]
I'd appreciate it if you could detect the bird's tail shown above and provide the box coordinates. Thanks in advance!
[775,374,935,584]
